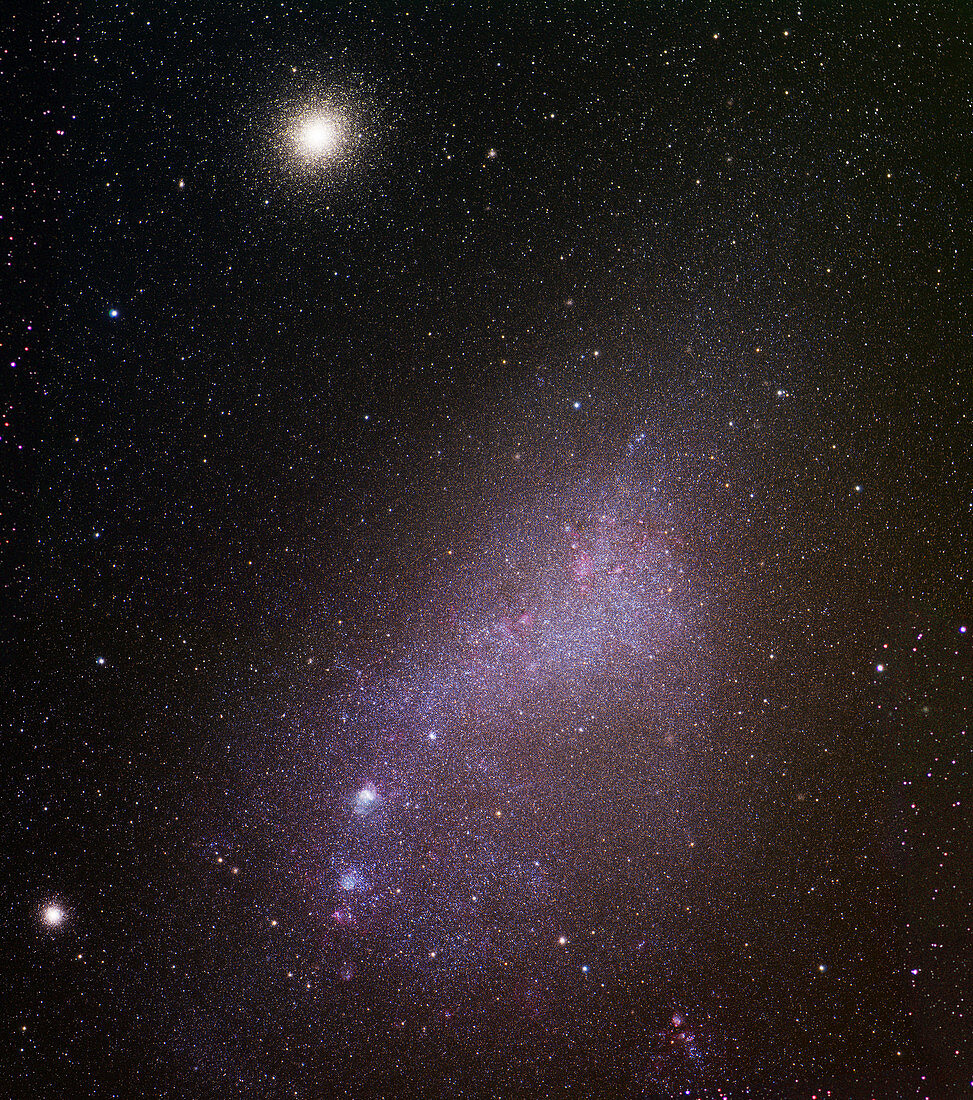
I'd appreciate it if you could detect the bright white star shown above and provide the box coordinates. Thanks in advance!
[296,116,338,157]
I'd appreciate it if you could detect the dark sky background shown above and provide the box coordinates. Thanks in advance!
[4,2,971,1098]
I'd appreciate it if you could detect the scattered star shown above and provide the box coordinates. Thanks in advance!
[14,5,966,1097]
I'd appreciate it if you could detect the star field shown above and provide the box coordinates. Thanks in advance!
[4,2,971,1098]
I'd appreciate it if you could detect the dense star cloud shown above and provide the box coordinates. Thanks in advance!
[263,405,712,997]
[5,2,971,1098]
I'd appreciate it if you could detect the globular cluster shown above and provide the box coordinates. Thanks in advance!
[40,904,67,929]
[6,1,971,1098]
[251,75,392,205]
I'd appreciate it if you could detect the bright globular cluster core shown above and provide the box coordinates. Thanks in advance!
[295,116,338,157]
[42,905,64,927]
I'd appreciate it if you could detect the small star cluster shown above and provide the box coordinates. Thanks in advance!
[5,2,970,1098]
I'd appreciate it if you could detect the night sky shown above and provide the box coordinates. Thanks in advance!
[5,2,972,1097]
